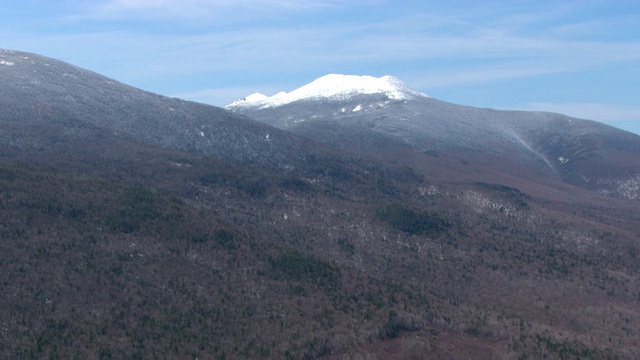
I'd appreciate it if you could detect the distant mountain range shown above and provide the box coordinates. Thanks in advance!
[227,74,640,200]
[2,49,640,359]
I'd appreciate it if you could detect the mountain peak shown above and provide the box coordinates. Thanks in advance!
[226,74,428,109]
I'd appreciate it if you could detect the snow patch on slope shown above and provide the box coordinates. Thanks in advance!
[597,174,640,200]
[226,74,428,110]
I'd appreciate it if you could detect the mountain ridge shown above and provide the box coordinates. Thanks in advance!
[227,73,640,199]
[0,49,349,172]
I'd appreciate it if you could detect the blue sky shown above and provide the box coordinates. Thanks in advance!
[2,0,640,134]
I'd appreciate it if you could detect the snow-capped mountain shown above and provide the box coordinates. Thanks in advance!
[226,74,428,110]
[227,74,640,199]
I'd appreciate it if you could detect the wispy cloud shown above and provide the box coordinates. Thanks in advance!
[17,1,640,85]
[74,0,354,21]
[29,10,636,105]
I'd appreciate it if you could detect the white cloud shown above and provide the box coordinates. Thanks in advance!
[25,7,640,100]
[79,0,351,20]
[51,0,640,85]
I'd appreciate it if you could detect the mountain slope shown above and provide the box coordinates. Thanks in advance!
[0,49,340,171]
[0,161,440,359]
[227,74,640,199]
[3,50,640,359]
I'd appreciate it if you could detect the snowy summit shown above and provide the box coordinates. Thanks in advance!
[226,74,428,109]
